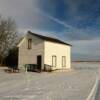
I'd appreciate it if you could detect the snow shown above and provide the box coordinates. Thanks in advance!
[72,62,100,69]
[95,80,100,100]
[0,62,99,100]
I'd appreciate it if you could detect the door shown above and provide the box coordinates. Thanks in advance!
[37,55,42,70]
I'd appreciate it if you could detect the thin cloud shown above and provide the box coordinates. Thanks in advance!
[34,8,93,40]
[35,9,74,29]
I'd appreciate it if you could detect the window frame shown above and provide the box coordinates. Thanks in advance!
[28,39,32,49]
[62,56,66,67]
[52,55,57,67]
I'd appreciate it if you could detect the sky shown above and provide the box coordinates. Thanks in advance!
[0,0,100,61]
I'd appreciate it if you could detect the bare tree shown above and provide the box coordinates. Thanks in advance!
[0,16,18,65]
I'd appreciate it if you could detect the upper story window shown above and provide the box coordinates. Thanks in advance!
[28,39,32,49]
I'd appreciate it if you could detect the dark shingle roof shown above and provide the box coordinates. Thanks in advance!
[28,31,72,46]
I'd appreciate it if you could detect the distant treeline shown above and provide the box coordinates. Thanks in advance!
[5,47,18,66]
[72,61,100,62]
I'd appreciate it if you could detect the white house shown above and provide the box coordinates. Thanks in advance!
[17,31,72,71]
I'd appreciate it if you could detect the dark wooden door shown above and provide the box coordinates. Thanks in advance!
[37,55,42,70]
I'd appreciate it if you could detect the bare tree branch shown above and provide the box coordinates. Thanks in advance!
[0,16,19,65]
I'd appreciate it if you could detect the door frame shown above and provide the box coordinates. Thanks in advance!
[37,55,42,70]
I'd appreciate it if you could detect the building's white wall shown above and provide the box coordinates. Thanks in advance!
[18,33,44,69]
[44,41,71,70]
[18,33,71,71]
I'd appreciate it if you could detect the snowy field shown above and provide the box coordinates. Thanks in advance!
[72,62,100,70]
[0,62,99,100]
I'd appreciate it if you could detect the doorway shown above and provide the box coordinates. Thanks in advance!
[37,55,42,70]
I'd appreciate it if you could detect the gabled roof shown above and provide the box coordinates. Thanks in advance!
[28,31,72,46]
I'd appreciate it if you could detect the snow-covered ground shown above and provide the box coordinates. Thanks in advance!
[72,62,100,70]
[0,62,99,100]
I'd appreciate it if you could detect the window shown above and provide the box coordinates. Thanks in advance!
[62,56,66,67]
[28,39,32,49]
[52,56,57,67]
